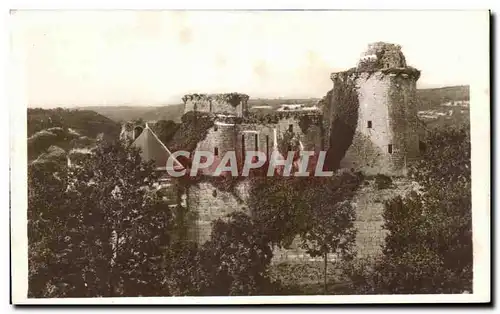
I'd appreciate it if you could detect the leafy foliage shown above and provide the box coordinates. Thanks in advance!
[248,177,309,247]
[248,173,362,251]
[162,241,209,296]
[298,114,322,134]
[277,130,302,159]
[151,119,180,146]
[28,128,79,161]
[348,127,472,294]
[202,212,275,295]
[28,161,72,297]
[374,174,393,190]
[29,140,280,297]
[161,212,275,296]
[168,112,215,153]
[299,173,360,293]
[27,108,120,162]
[28,140,173,297]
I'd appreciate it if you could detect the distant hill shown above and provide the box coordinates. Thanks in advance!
[416,85,469,110]
[416,86,470,130]
[28,108,121,138]
[83,104,185,123]
[27,108,121,161]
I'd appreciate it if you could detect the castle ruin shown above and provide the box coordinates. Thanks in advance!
[328,42,422,176]
[125,42,423,263]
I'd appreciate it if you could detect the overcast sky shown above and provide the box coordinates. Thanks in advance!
[11,10,488,108]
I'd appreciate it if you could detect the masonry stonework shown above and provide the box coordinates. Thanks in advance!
[329,43,421,176]
[186,180,250,243]
[195,123,239,159]
[176,42,422,264]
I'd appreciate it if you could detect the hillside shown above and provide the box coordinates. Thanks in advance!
[83,104,185,123]
[416,85,470,110]
[416,86,470,129]
[27,108,121,162]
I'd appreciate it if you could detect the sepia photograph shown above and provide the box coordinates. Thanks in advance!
[9,9,490,304]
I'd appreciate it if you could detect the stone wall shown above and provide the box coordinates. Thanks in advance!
[338,72,397,175]
[185,173,417,264]
[271,237,340,264]
[276,116,322,151]
[353,177,419,258]
[239,123,275,162]
[387,73,421,162]
[183,93,249,117]
[186,180,250,243]
[194,121,239,159]
[271,177,418,264]
[192,112,324,170]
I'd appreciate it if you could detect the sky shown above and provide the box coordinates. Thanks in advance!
[11,10,488,108]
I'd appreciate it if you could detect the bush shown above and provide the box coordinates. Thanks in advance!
[374,174,393,190]
[353,127,472,294]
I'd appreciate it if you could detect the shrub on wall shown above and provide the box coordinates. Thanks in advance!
[151,120,180,146]
[374,174,393,190]
[168,112,215,153]
[297,114,322,134]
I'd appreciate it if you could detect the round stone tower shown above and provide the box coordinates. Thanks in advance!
[182,93,249,117]
[181,93,250,162]
[332,42,421,176]
[181,93,250,243]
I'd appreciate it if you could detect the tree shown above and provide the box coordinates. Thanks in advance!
[299,174,359,294]
[28,140,174,297]
[248,172,362,294]
[375,126,472,293]
[162,241,209,296]
[161,212,276,296]
[248,177,314,247]
[28,160,72,297]
[202,212,274,295]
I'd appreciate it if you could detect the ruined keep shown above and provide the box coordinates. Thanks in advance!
[326,42,421,176]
